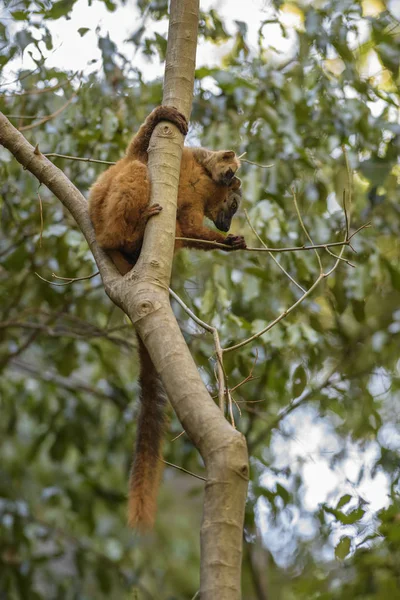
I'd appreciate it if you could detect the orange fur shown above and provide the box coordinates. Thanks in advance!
[88,106,246,529]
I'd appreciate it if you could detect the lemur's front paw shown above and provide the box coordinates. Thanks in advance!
[156,106,188,136]
[224,234,247,250]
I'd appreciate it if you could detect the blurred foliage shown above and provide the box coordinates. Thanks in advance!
[0,0,400,598]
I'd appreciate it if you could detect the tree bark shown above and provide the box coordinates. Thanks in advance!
[0,1,249,597]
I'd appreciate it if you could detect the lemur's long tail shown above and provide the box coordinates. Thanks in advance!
[128,337,168,529]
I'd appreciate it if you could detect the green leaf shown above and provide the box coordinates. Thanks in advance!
[154,32,167,61]
[344,508,366,524]
[352,299,365,323]
[292,364,307,398]
[337,494,352,509]
[44,0,77,20]
[276,483,290,506]
[78,27,90,37]
[10,11,30,20]
[335,536,351,560]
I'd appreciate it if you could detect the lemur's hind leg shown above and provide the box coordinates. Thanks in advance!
[97,161,151,253]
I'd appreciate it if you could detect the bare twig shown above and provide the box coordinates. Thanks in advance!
[169,287,228,414]
[244,208,306,293]
[0,65,41,88]
[343,190,350,239]
[174,236,366,253]
[223,275,323,354]
[45,153,115,166]
[10,358,128,409]
[171,430,186,442]
[248,362,340,452]
[0,310,63,370]
[19,94,77,132]
[169,288,214,333]
[4,114,37,119]
[348,222,371,241]
[237,152,274,169]
[162,459,206,481]
[3,74,77,96]
[213,350,259,399]
[35,271,99,286]
[52,271,100,282]
[214,329,228,414]
[292,186,323,274]
[37,189,44,247]
[324,246,355,268]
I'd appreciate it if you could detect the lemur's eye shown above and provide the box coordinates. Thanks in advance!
[231,201,238,211]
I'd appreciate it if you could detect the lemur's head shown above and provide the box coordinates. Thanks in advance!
[206,151,240,185]
[207,177,242,233]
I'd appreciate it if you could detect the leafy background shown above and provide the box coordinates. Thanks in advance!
[0,0,399,598]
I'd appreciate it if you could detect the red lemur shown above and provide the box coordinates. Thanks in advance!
[89,106,246,529]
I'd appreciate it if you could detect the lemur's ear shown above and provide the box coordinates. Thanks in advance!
[223,151,236,160]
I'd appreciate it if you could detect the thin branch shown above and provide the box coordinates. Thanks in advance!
[0,231,36,258]
[0,325,41,369]
[52,271,100,282]
[174,236,366,253]
[343,190,350,239]
[324,246,355,268]
[162,459,206,481]
[4,114,38,119]
[169,287,227,414]
[37,189,44,247]
[0,65,41,88]
[244,208,306,293]
[248,362,340,452]
[169,287,214,333]
[227,381,236,427]
[35,271,99,287]
[19,93,77,132]
[212,350,259,399]
[348,222,371,241]
[171,430,186,442]
[223,275,324,354]
[3,74,77,96]
[45,153,115,166]
[10,358,128,410]
[214,329,228,414]
[0,318,134,349]
[10,511,136,590]
[237,152,274,169]
[230,350,259,394]
[0,307,64,369]
[292,186,323,274]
